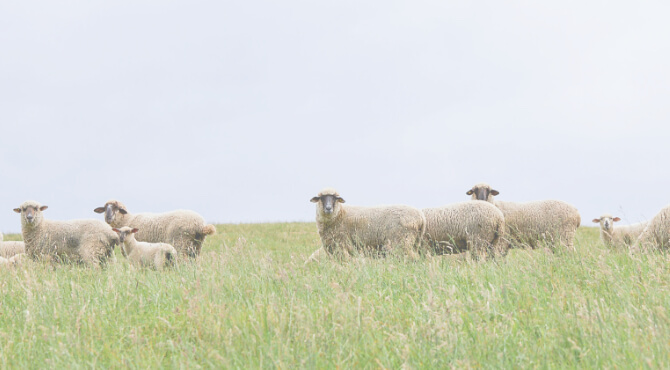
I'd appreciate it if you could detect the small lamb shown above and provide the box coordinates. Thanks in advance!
[592,214,647,249]
[113,226,177,269]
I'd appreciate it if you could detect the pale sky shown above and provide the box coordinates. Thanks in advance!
[1,1,669,233]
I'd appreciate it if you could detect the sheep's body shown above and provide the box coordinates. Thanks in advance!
[14,201,118,267]
[422,201,506,259]
[593,214,647,248]
[467,183,581,250]
[114,227,177,269]
[311,189,425,258]
[0,232,25,258]
[636,205,670,250]
[95,200,216,258]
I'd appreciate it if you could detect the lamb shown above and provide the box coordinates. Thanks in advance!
[0,232,25,258]
[466,183,581,250]
[113,227,177,269]
[0,253,26,267]
[14,200,119,266]
[309,188,426,259]
[636,205,670,251]
[592,214,647,249]
[422,201,507,260]
[94,200,216,258]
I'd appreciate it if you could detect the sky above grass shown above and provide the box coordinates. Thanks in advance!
[1,1,668,232]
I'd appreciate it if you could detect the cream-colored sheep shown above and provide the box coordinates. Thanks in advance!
[422,200,506,260]
[310,188,426,259]
[467,183,581,250]
[592,214,647,249]
[0,232,25,258]
[636,205,670,251]
[94,200,216,258]
[14,201,119,266]
[113,227,177,269]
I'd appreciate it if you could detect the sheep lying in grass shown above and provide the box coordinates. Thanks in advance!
[113,227,177,269]
[14,201,119,267]
[636,205,670,251]
[0,232,25,258]
[309,188,426,259]
[467,183,581,251]
[592,214,647,249]
[94,200,216,258]
[422,201,506,260]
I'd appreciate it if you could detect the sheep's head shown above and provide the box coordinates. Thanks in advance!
[13,200,48,228]
[112,226,138,243]
[466,183,499,202]
[592,214,620,231]
[94,200,128,226]
[310,188,345,218]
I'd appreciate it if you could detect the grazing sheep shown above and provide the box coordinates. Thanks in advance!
[113,227,177,269]
[0,232,25,258]
[310,188,426,259]
[466,183,581,250]
[94,200,216,258]
[9,253,26,265]
[422,201,507,260]
[636,205,670,251]
[14,201,119,267]
[592,214,647,249]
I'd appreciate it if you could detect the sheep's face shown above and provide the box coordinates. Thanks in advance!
[94,200,128,225]
[466,183,499,202]
[592,215,620,231]
[13,201,48,227]
[112,226,138,243]
[311,190,345,218]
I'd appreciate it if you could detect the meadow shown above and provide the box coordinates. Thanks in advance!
[1,223,670,368]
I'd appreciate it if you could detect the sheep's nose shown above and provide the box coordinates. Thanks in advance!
[324,205,333,213]
[26,215,34,222]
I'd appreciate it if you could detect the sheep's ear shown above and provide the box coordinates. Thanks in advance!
[592,218,601,223]
[112,228,119,233]
[40,206,48,211]
[613,217,621,222]
[337,197,345,203]
[131,228,139,233]
[94,207,105,214]
[466,190,473,195]
[119,208,128,215]
[491,190,499,196]
[13,208,21,213]
[310,197,320,203]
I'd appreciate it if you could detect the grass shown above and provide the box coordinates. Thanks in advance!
[1,223,670,368]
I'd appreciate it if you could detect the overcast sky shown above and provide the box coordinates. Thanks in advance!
[1,1,669,233]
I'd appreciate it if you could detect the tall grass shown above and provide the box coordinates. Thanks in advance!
[1,223,669,368]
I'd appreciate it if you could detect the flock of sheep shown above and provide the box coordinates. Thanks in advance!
[2,182,670,269]
[0,199,216,269]
[307,182,670,262]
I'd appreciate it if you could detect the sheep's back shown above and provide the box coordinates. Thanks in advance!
[340,205,424,244]
[130,211,206,243]
[423,201,502,243]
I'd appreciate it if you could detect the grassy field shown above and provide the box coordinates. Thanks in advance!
[1,224,670,368]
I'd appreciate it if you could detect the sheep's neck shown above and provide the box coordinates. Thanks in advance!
[600,228,614,243]
[318,207,346,233]
[122,236,138,257]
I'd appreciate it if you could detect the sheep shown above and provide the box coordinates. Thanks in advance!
[112,226,177,269]
[13,200,119,267]
[0,232,25,258]
[592,214,647,249]
[636,205,670,251]
[309,188,426,259]
[466,183,581,250]
[422,201,507,260]
[94,200,216,258]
